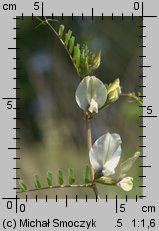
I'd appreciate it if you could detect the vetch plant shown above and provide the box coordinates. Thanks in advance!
[18,18,142,198]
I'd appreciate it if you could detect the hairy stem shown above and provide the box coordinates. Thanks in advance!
[86,116,100,199]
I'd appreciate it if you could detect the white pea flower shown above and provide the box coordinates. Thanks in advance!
[117,177,133,191]
[75,76,107,113]
[90,132,140,191]
[89,132,122,177]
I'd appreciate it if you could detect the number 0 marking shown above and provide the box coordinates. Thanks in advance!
[134,2,140,10]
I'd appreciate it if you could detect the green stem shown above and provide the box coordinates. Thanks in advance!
[17,183,92,194]
[86,116,100,199]
[36,17,81,80]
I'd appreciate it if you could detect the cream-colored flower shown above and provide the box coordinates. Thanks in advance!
[117,177,133,191]
[107,78,121,102]
[75,76,107,113]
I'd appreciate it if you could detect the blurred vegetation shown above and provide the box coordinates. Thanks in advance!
[16,16,143,198]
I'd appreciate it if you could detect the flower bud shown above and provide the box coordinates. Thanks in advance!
[92,51,101,70]
[107,78,121,103]
[117,177,133,191]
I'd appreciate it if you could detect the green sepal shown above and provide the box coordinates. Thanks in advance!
[96,176,116,185]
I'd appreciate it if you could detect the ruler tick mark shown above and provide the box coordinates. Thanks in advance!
[139,166,151,168]
[139,195,146,198]
[42,2,44,20]
[139,65,151,68]
[139,115,157,118]
[132,13,133,20]
[8,147,20,150]
[66,195,68,207]
[115,195,117,213]
[136,195,138,202]
[92,8,94,20]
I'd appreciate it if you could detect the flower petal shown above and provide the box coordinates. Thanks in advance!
[88,98,98,113]
[120,151,140,178]
[75,76,107,113]
[117,177,133,191]
[89,133,122,176]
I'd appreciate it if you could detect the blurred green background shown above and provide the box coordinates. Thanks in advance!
[16,16,143,198]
